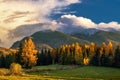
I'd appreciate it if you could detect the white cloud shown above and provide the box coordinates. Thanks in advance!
[0,0,80,48]
[59,14,96,28]
[98,22,120,30]
[58,14,120,31]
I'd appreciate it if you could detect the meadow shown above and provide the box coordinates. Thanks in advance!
[0,65,120,80]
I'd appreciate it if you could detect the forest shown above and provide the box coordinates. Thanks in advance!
[0,37,120,69]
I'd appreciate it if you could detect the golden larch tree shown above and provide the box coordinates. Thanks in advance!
[21,37,37,68]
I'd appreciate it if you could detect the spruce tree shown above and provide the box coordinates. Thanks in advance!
[114,44,120,67]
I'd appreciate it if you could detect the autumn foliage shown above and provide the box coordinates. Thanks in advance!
[37,41,120,67]
[0,37,120,69]
[10,63,22,75]
[20,37,38,68]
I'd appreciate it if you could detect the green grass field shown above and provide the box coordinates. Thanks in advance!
[0,65,120,80]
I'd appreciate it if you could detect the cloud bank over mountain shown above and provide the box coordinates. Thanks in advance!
[0,0,80,47]
[10,14,120,41]
[58,14,120,31]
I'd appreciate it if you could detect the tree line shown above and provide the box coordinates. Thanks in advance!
[37,42,120,67]
[0,37,120,69]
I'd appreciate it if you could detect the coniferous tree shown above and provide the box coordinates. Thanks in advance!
[0,54,5,68]
[21,37,37,68]
[74,43,83,65]
[46,49,52,65]
[59,45,66,64]
[106,41,114,66]
[71,43,75,64]
[64,45,71,64]
[91,46,102,66]
[114,44,120,67]
[100,42,109,66]
[16,43,23,64]
[89,42,96,59]
[51,48,57,64]
[83,44,89,65]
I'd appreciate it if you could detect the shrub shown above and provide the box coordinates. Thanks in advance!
[10,63,22,75]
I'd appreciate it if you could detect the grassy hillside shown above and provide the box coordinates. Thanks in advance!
[29,65,120,80]
[11,30,89,48]
[0,65,120,80]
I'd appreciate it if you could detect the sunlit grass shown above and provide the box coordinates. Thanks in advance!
[0,75,58,80]
[29,65,120,80]
[0,65,120,80]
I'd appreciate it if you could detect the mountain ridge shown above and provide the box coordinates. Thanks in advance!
[11,30,89,48]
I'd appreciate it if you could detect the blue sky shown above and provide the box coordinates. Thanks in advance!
[52,0,120,23]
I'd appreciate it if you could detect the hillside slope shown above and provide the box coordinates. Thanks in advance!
[72,31,120,45]
[11,30,89,48]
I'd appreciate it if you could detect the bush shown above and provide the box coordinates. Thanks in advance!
[10,63,22,75]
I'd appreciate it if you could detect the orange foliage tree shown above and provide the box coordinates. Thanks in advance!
[21,37,37,69]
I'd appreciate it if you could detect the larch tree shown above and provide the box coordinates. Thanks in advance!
[107,41,114,66]
[101,42,108,66]
[74,42,83,65]
[21,37,37,69]
[108,41,114,56]
[83,44,90,65]
[59,45,66,64]
[64,45,71,64]
[89,42,96,61]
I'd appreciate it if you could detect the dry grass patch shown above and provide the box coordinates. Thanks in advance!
[0,68,9,76]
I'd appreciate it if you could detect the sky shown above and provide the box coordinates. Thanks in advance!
[0,0,120,48]
[52,0,120,23]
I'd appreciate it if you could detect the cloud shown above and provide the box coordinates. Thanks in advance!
[8,14,120,48]
[0,0,80,48]
[57,14,120,31]
[9,21,59,39]
[58,14,96,28]
[98,22,120,30]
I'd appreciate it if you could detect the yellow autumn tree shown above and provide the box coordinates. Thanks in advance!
[89,42,96,59]
[21,37,37,69]
[108,41,114,56]
[107,41,114,66]
[74,42,83,65]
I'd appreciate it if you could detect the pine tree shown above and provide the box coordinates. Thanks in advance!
[91,46,102,66]
[16,43,23,64]
[0,54,5,68]
[114,44,120,67]
[51,48,57,64]
[46,49,52,65]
